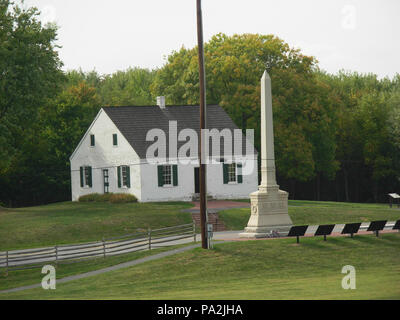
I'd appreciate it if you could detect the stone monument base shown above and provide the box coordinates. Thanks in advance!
[239,187,293,238]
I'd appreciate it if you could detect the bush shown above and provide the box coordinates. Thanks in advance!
[95,193,114,202]
[109,193,137,203]
[78,193,102,202]
[78,193,137,203]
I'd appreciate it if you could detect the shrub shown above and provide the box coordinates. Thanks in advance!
[78,193,137,203]
[109,193,137,203]
[78,193,102,202]
[95,193,114,202]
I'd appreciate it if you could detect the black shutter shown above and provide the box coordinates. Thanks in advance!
[173,165,178,186]
[126,166,131,188]
[80,167,84,187]
[117,166,121,188]
[88,167,92,187]
[237,163,243,184]
[158,166,164,187]
[223,163,229,184]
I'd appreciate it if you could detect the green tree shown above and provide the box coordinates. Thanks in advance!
[43,82,101,166]
[152,33,339,195]
[0,0,63,171]
[0,81,101,206]
[38,82,101,202]
[65,69,103,90]
[99,67,156,106]
[321,71,400,202]
[356,91,398,201]
[387,75,400,150]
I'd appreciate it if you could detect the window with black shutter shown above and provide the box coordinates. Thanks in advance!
[158,165,178,187]
[223,163,242,184]
[80,166,92,188]
[117,165,130,188]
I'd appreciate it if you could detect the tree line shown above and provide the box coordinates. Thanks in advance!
[1,1,399,207]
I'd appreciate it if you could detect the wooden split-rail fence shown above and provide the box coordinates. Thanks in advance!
[0,222,196,275]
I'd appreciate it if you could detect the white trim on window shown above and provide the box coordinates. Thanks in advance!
[162,165,172,186]
[83,166,91,188]
[228,163,237,183]
[121,165,128,187]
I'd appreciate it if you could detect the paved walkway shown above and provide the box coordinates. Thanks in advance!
[211,222,398,241]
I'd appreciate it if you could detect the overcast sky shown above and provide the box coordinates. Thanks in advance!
[24,0,399,79]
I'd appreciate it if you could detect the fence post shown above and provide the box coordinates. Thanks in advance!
[148,228,152,250]
[193,221,196,243]
[102,238,106,258]
[5,251,8,277]
[55,245,58,266]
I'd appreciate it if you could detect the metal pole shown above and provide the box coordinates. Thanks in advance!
[196,0,208,249]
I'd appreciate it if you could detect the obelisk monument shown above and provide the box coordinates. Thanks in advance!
[240,70,293,238]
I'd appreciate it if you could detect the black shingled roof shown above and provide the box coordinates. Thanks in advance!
[102,105,257,159]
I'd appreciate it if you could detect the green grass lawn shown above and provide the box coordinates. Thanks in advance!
[219,200,400,230]
[0,201,193,251]
[1,200,399,251]
[2,233,399,300]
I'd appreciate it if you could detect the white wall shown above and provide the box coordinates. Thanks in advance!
[70,109,258,202]
[207,157,258,200]
[70,109,141,201]
[139,157,258,202]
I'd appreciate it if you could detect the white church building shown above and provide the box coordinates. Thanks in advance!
[70,100,258,202]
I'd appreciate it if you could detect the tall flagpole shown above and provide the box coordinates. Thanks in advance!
[196,0,208,249]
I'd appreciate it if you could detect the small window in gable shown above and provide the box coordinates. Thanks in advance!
[113,134,118,146]
[90,134,95,147]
